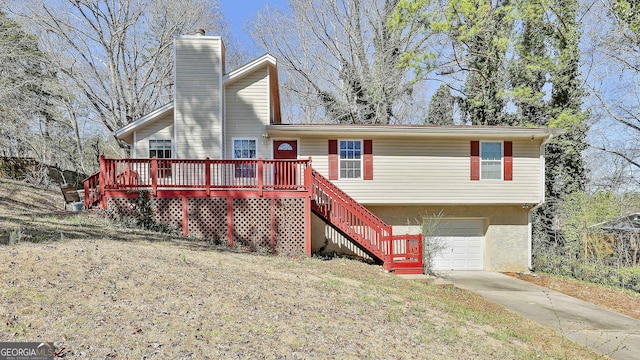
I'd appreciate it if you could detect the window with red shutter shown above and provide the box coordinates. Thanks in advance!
[328,139,373,180]
[471,141,512,181]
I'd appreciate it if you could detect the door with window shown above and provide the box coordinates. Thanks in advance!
[273,140,298,187]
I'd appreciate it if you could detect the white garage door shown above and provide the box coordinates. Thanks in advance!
[430,219,485,271]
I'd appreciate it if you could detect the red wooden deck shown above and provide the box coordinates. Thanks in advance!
[84,156,423,274]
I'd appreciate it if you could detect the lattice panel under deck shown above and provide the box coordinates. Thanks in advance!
[107,197,142,221]
[232,198,272,248]
[274,198,305,254]
[187,198,228,242]
[154,198,183,233]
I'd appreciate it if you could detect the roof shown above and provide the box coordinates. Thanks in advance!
[595,213,640,232]
[266,124,564,140]
[115,103,174,143]
[114,54,279,143]
[223,54,277,86]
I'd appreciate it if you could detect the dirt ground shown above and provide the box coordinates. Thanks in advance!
[506,272,640,321]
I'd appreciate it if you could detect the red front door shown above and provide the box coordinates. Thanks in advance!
[273,140,298,186]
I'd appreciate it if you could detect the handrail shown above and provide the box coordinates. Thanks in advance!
[83,171,101,208]
[310,169,422,272]
[310,169,390,261]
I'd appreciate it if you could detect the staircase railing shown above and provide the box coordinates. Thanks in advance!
[83,171,102,209]
[310,169,422,273]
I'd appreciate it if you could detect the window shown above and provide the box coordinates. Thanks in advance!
[481,141,502,180]
[339,140,362,179]
[149,139,171,177]
[233,139,257,177]
[149,139,171,158]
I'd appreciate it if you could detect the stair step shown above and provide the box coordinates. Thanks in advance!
[392,267,424,275]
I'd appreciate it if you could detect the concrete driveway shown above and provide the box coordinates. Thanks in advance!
[436,271,640,360]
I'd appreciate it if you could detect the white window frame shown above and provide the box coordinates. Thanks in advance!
[232,138,259,160]
[148,139,172,159]
[480,141,503,180]
[232,138,258,178]
[338,139,363,180]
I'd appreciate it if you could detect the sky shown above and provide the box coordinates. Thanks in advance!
[219,0,287,50]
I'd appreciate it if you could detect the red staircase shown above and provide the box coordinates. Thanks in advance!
[310,169,423,274]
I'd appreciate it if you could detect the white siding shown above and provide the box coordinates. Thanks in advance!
[300,136,543,205]
[224,66,271,158]
[134,111,174,158]
[174,36,222,159]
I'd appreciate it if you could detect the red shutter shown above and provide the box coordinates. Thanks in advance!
[363,140,373,180]
[328,140,338,180]
[504,141,513,181]
[470,141,480,181]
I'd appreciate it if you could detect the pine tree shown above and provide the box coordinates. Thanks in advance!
[508,0,553,126]
[533,0,588,250]
[433,0,516,125]
[425,85,455,125]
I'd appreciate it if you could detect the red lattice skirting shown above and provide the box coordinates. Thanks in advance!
[107,194,309,255]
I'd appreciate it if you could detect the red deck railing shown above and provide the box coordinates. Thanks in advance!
[84,155,311,208]
[310,169,422,273]
[83,171,101,209]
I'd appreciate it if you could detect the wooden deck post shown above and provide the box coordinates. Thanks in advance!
[418,233,423,270]
[205,157,211,197]
[385,226,394,272]
[270,199,276,250]
[84,177,90,209]
[99,155,106,209]
[182,197,188,237]
[304,196,312,258]
[305,157,312,196]
[257,158,264,197]
[304,157,312,257]
[151,157,158,196]
[227,196,234,247]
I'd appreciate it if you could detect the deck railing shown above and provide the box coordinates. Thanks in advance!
[310,169,422,272]
[83,155,312,208]
[83,171,101,209]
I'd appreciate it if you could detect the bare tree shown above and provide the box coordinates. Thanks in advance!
[249,0,435,124]
[581,0,640,190]
[7,0,229,150]
[0,9,72,167]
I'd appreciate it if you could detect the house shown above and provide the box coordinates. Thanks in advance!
[586,213,640,266]
[84,31,560,273]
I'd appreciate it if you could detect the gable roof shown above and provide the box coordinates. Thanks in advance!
[115,103,174,143]
[115,54,280,143]
[223,54,277,86]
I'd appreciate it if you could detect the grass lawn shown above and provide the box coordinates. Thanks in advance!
[0,179,601,358]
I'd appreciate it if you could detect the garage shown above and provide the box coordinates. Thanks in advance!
[430,219,485,271]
